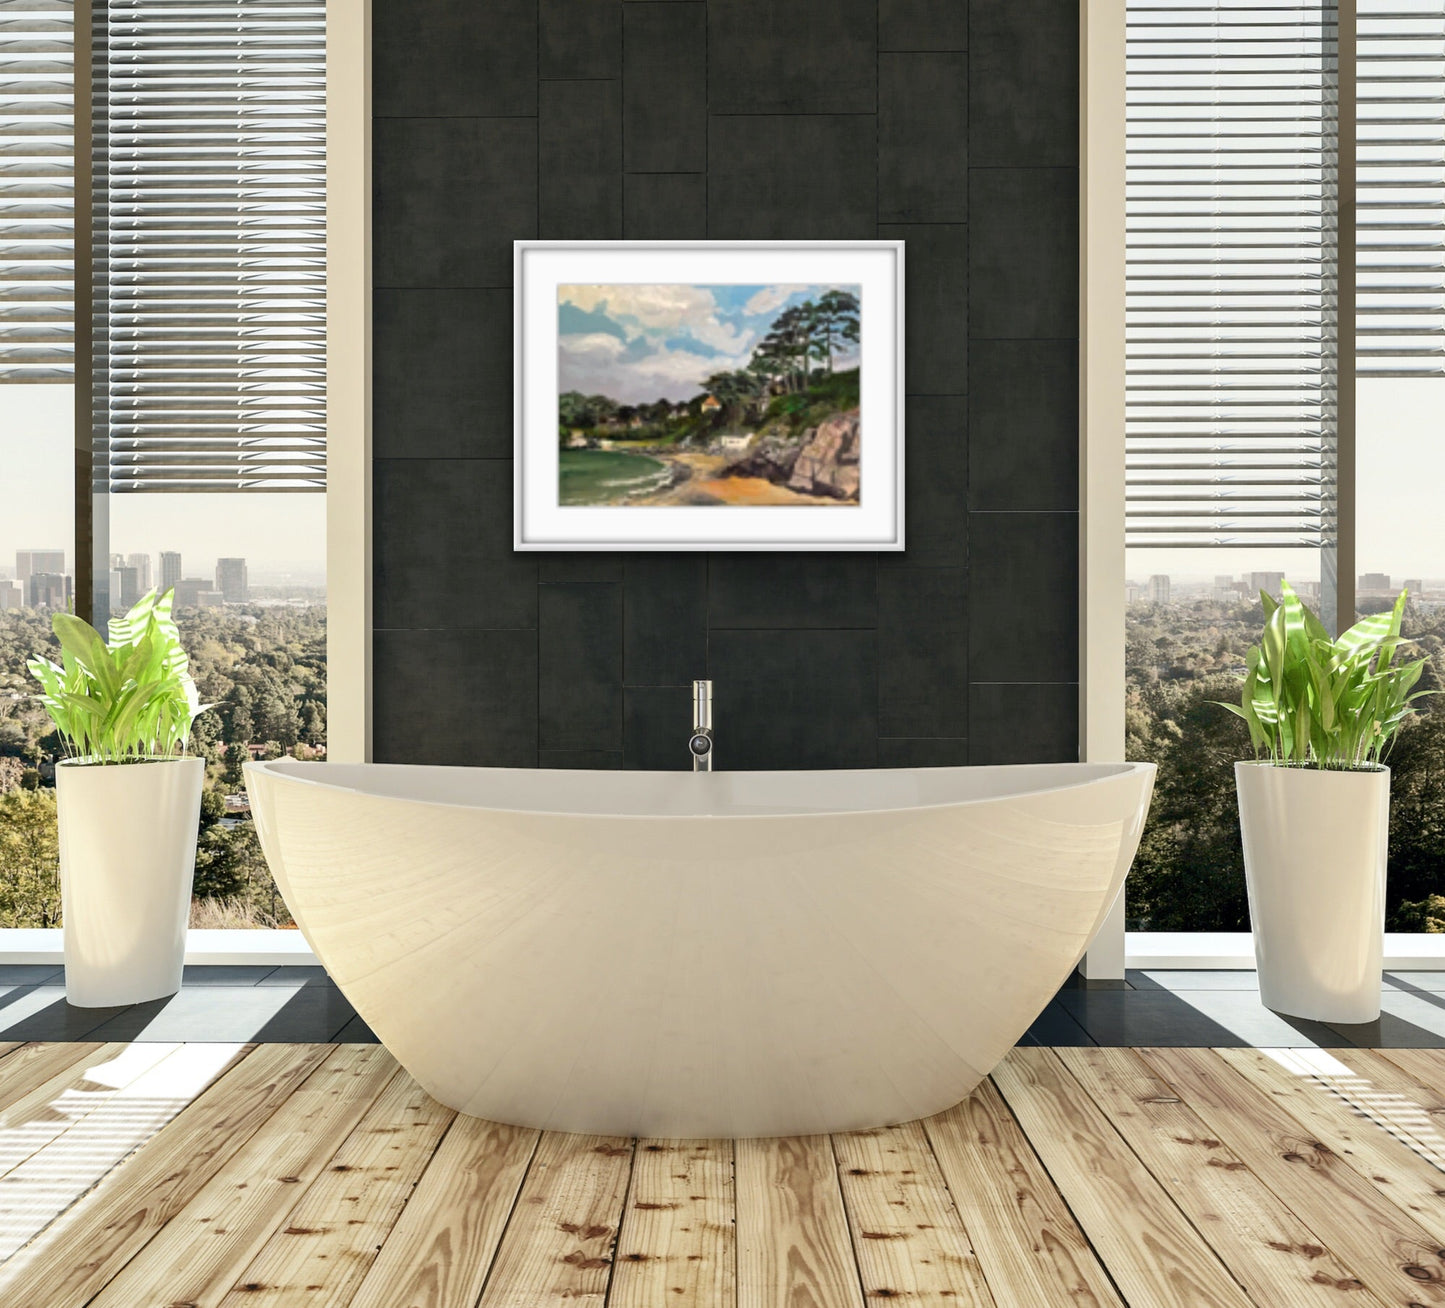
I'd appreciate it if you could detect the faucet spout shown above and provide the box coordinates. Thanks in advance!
[690,680,714,772]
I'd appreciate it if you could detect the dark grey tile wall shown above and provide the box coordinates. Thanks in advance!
[372,0,1080,770]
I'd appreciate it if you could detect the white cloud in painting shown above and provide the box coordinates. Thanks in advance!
[742,283,809,316]
[558,283,716,332]
[689,317,753,354]
[631,343,753,384]
[558,332,628,364]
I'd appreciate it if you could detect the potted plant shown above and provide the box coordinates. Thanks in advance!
[1221,581,1429,1022]
[27,588,209,1007]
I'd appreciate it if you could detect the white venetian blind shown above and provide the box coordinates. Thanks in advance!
[1125,1,1342,549]
[1357,0,1445,376]
[0,0,73,383]
[98,0,326,492]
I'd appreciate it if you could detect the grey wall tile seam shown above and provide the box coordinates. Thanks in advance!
[373,626,541,634]
[969,681,1081,687]
[373,286,514,292]
[702,0,708,233]
[705,111,879,118]
[705,625,881,633]
[619,4,626,204]
[372,114,542,121]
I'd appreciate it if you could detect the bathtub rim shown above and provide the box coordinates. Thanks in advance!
[245,757,1156,823]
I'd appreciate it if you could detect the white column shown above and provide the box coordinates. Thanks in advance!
[326,0,373,764]
[1079,0,1128,980]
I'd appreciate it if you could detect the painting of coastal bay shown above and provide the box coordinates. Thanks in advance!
[557,283,862,507]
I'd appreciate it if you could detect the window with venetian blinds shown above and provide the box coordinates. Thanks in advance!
[1357,1,1445,378]
[1126,0,1445,553]
[1124,0,1345,554]
[96,0,325,493]
[0,0,74,384]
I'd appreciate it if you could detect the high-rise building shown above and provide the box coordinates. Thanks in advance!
[160,551,182,592]
[110,566,140,609]
[0,580,20,611]
[126,553,153,594]
[1359,572,1392,593]
[28,573,70,609]
[16,550,65,586]
[1248,571,1285,597]
[1405,578,1424,598]
[1147,574,1171,605]
[216,557,248,602]
[174,577,223,608]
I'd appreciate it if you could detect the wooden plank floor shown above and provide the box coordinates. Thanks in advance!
[3,1044,1445,1306]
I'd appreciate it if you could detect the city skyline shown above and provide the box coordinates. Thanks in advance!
[2,386,327,581]
[2,545,325,590]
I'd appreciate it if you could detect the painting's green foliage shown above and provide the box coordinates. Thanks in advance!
[26,588,210,763]
[1218,580,1431,768]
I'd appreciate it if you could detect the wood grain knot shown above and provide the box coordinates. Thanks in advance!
[561,1251,611,1269]
[1268,1242,1325,1258]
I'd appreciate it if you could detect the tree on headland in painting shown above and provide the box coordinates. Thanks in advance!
[716,290,861,403]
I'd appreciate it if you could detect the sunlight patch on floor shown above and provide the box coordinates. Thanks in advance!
[0,1043,243,1261]
[1261,1046,1445,1170]
[0,1043,177,1179]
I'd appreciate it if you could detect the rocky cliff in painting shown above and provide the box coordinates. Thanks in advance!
[719,408,861,503]
[787,410,860,501]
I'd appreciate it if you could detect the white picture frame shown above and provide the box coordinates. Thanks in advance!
[514,240,905,551]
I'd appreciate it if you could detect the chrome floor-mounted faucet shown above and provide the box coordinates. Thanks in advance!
[690,680,714,771]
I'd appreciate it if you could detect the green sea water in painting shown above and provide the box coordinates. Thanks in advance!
[558,449,672,506]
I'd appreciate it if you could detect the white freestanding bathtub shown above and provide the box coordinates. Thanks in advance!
[245,759,1154,1138]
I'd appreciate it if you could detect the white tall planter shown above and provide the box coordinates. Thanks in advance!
[1236,761,1389,1024]
[58,756,203,1007]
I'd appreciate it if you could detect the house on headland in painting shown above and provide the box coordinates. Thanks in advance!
[700,395,721,413]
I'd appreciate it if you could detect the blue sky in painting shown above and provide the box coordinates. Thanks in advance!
[556,282,859,404]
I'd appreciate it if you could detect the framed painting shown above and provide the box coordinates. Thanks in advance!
[513,240,904,551]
